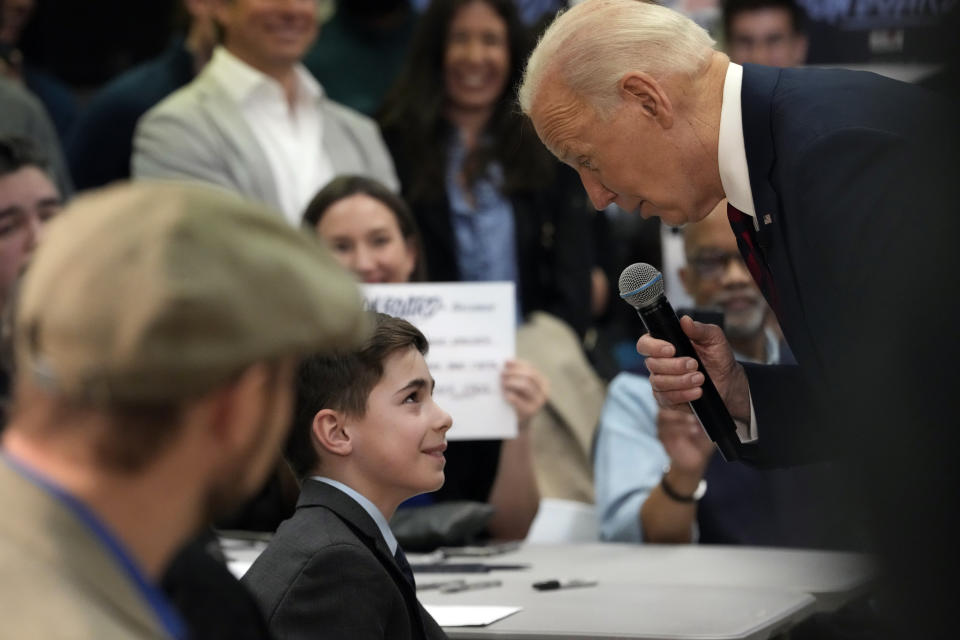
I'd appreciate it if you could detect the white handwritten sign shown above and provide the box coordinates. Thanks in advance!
[362,282,517,440]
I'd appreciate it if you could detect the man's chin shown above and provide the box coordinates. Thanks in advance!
[724,310,767,341]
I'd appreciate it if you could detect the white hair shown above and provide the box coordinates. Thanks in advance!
[519,0,716,118]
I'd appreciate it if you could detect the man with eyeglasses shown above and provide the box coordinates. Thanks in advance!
[594,201,838,548]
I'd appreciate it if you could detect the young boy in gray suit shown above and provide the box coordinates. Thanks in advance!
[243,313,450,640]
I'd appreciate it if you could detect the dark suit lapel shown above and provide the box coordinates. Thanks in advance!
[740,64,781,253]
[739,65,819,376]
[297,481,434,638]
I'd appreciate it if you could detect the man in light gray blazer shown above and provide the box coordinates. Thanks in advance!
[132,0,398,224]
[0,181,368,639]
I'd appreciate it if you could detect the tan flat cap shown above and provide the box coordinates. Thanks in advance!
[15,181,369,404]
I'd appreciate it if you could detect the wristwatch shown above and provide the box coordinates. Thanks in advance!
[660,471,707,503]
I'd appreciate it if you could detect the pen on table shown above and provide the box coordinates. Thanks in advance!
[440,579,503,594]
[532,578,598,591]
[410,562,529,573]
[417,579,466,591]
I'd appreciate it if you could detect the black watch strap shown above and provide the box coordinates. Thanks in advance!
[660,474,706,503]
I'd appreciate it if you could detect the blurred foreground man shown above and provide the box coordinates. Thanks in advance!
[0,182,367,638]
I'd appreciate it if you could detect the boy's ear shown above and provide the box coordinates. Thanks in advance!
[311,409,352,458]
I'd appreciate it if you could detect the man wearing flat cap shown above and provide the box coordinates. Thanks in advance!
[0,181,368,639]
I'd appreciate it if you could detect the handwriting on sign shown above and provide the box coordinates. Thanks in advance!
[452,302,496,313]
[365,296,443,319]
[434,383,494,399]
[425,360,499,372]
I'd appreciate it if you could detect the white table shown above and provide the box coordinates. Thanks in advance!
[415,543,875,639]
[423,582,814,640]
[220,538,875,639]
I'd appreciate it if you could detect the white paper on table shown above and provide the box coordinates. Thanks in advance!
[362,282,517,440]
[423,605,522,627]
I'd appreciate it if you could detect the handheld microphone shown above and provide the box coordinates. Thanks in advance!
[618,263,742,462]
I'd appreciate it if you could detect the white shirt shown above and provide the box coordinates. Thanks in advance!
[718,61,761,441]
[659,223,695,311]
[717,62,758,226]
[207,46,334,225]
[312,476,399,555]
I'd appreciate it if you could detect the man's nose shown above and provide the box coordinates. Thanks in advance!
[580,172,616,210]
[353,245,376,272]
[434,404,453,433]
[24,214,44,251]
[721,254,753,287]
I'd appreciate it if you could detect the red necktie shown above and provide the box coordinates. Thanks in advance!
[726,203,782,319]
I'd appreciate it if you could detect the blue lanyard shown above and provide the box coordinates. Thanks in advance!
[2,454,186,640]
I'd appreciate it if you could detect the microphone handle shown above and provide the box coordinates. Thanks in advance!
[636,297,742,462]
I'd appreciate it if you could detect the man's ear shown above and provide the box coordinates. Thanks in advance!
[620,72,673,128]
[311,409,352,458]
[203,361,274,450]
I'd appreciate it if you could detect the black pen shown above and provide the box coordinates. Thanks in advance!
[532,578,598,591]
[417,579,466,591]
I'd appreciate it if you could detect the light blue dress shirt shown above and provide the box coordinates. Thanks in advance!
[312,476,398,554]
[446,133,522,321]
[594,330,779,542]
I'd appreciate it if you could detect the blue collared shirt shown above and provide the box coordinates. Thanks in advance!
[1,453,186,640]
[446,133,521,321]
[311,476,398,555]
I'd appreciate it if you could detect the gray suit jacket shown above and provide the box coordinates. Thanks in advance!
[131,65,398,216]
[0,459,171,639]
[243,480,447,640]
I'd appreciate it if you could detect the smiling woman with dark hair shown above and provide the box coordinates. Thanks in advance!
[378,0,598,339]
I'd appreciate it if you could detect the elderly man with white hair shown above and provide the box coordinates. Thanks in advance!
[520,0,959,635]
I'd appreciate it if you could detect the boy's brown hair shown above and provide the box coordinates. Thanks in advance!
[285,312,428,480]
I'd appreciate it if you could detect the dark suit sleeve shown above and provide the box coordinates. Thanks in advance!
[266,543,400,640]
[743,363,824,467]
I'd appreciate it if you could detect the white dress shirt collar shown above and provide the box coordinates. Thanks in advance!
[717,62,757,220]
[311,476,399,555]
[208,46,322,107]
[205,45,334,225]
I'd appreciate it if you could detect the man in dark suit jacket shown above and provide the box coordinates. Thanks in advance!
[243,313,450,640]
[519,0,959,635]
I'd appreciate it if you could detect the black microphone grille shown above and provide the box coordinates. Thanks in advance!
[618,263,665,309]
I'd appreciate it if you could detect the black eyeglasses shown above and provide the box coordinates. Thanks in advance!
[689,251,745,280]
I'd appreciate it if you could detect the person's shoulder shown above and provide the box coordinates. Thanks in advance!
[771,66,951,139]
[243,503,370,591]
[141,67,226,119]
[0,75,45,115]
[320,95,380,132]
[0,527,164,638]
[84,52,194,120]
[263,501,358,557]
